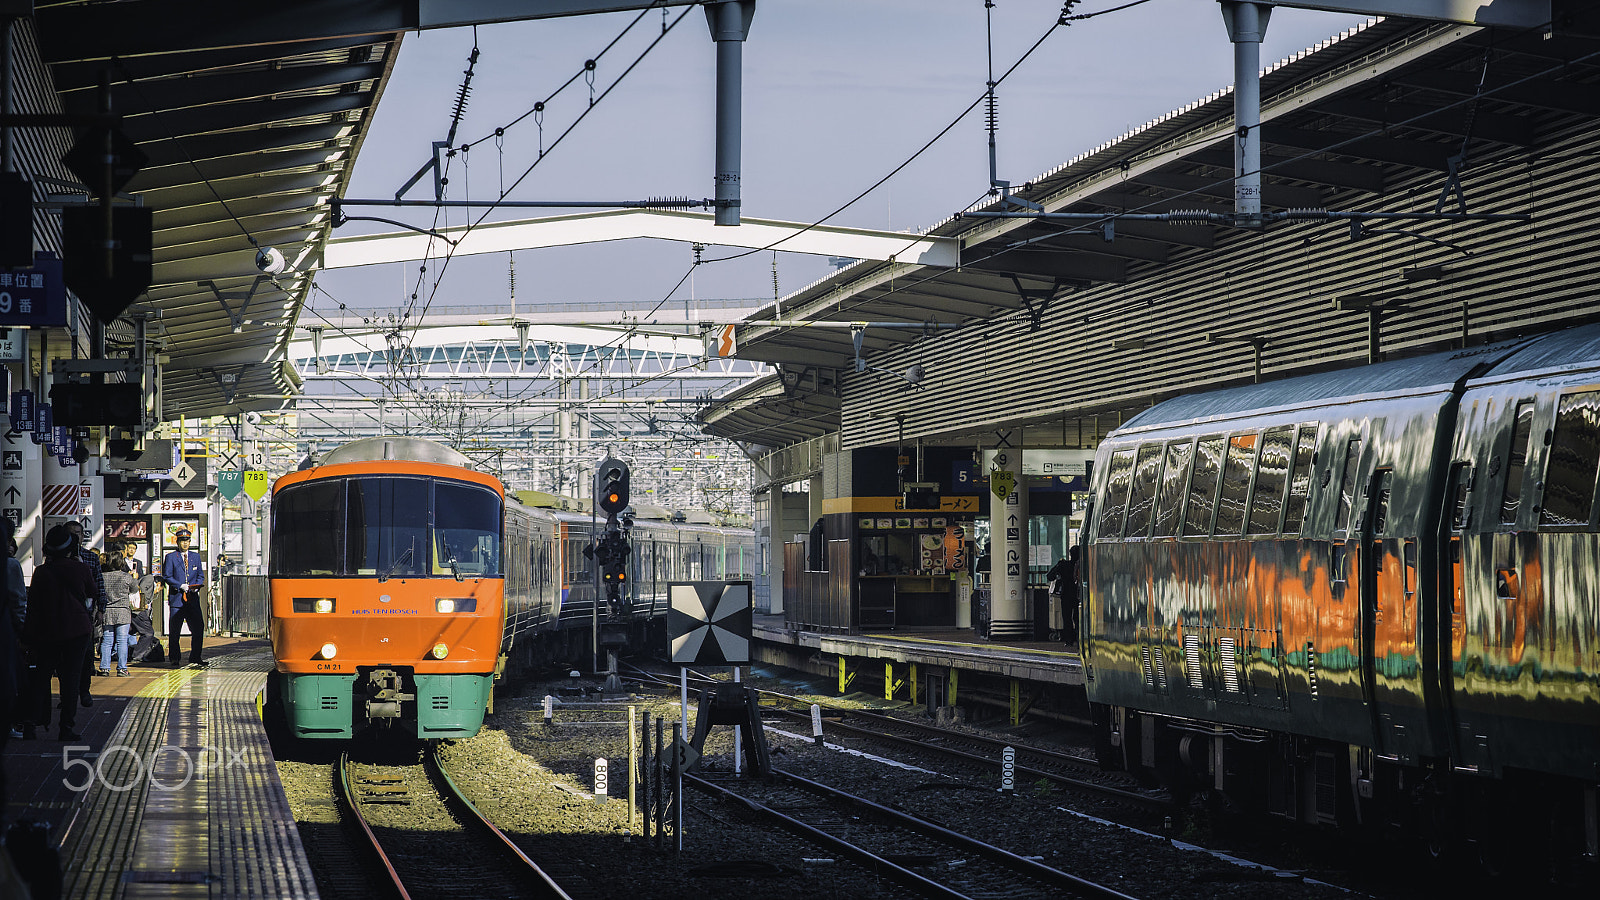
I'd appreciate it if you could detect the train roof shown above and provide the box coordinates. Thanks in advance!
[1477,320,1600,382]
[1118,322,1600,437]
[319,437,473,468]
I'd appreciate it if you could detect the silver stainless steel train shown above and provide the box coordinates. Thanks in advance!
[1082,322,1600,861]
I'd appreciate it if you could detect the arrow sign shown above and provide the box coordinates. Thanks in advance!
[217,469,243,500]
[4,486,17,502]
[2,429,16,445]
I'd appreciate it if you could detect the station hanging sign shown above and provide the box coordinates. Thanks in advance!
[9,389,31,432]
[31,403,50,445]
[0,254,68,328]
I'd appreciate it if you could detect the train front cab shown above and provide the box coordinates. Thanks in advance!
[270,465,508,739]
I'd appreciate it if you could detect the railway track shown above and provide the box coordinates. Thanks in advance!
[766,705,1169,814]
[336,747,575,900]
[687,767,1142,900]
[623,664,1167,814]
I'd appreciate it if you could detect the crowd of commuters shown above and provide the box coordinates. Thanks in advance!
[0,523,208,745]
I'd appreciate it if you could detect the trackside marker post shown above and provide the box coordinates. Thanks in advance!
[1001,746,1016,793]
[543,695,554,727]
[810,704,824,744]
[594,758,608,802]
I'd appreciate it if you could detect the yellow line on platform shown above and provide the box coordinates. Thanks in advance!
[135,667,205,698]
[858,633,1077,658]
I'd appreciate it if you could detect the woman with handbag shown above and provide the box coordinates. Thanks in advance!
[99,550,138,677]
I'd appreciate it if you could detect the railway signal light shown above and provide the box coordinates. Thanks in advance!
[596,458,630,518]
[599,529,631,587]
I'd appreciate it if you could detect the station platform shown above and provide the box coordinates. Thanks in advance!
[3,637,317,899]
[753,614,1083,686]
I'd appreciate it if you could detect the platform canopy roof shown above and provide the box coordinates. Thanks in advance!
[699,12,1600,450]
[22,3,420,419]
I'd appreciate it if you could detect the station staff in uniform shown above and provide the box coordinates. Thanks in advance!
[161,528,206,666]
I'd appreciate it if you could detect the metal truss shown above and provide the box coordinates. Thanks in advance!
[284,316,768,513]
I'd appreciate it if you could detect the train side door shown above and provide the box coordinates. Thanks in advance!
[1359,468,1394,755]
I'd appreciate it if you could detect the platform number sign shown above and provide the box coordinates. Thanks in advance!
[667,581,752,664]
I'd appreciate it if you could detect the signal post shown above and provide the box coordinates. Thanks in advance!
[586,455,632,685]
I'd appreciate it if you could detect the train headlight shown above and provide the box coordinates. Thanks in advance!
[320,642,337,659]
[431,643,449,659]
[435,598,454,614]
[292,598,337,613]
[434,597,477,613]
[315,599,335,614]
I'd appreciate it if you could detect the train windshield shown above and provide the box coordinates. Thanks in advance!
[271,476,503,578]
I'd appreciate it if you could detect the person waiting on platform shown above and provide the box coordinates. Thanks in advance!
[99,552,137,677]
[62,520,104,707]
[162,528,206,666]
[22,526,96,741]
[1046,546,1081,645]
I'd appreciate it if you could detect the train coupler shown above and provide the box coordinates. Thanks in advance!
[364,668,415,719]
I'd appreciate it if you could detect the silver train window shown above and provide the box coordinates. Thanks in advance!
[1215,433,1259,536]
[1500,400,1536,525]
[1183,437,1225,537]
[1540,390,1600,528]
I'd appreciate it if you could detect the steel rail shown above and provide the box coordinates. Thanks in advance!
[336,751,411,900]
[625,665,1162,810]
[771,767,1143,900]
[427,747,576,900]
[684,772,973,900]
[766,705,1164,810]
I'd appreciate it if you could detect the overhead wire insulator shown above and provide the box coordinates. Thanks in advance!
[985,84,999,135]
[444,43,481,147]
[644,196,692,209]
[1167,210,1219,224]
[1284,208,1330,220]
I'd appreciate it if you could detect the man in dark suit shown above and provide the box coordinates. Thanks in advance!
[161,528,206,666]
[120,540,145,578]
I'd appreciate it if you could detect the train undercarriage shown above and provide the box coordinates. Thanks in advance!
[1092,702,1600,869]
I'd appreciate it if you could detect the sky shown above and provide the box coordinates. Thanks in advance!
[310,0,1371,319]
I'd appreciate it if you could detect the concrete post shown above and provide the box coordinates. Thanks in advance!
[990,431,1028,639]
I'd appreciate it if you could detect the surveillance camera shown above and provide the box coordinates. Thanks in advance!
[254,246,286,275]
[244,411,261,425]
[904,364,925,384]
